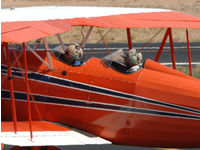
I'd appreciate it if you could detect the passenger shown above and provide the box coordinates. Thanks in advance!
[63,43,83,66]
[122,48,142,73]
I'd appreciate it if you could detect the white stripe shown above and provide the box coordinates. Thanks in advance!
[2,69,200,115]
[2,65,200,115]
[23,74,200,115]
[1,6,170,22]
[28,69,200,114]
[2,90,200,121]
[3,98,200,121]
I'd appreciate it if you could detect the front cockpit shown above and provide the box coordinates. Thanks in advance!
[52,44,83,66]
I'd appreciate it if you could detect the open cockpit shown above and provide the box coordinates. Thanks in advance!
[102,49,142,74]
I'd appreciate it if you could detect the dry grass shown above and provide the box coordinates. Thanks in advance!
[177,65,200,79]
[2,0,200,44]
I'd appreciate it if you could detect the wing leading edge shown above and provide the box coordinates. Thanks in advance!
[1,20,72,43]
[2,6,200,29]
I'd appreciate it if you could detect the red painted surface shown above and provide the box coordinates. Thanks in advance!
[1,20,72,43]
[1,144,4,150]
[126,28,132,49]
[4,42,18,133]
[168,28,176,69]
[186,29,193,76]
[155,28,170,62]
[68,11,200,28]
[1,49,200,148]
[2,10,200,44]
[2,121,70,132]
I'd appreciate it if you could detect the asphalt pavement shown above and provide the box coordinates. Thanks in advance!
[13,42,200,64]
[82,42,200,64]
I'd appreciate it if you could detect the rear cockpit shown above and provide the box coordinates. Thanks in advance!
[102,49,142,74]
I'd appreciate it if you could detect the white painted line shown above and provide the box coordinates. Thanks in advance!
[83,46,200,51]
[160,62,200,65]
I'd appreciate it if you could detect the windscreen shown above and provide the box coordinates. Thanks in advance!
[102,49,124,67]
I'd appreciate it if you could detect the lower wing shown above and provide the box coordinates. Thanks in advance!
[1,121,111,147]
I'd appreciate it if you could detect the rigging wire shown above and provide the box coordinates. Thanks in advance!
[81,26,85,46]
[139,28,164,52]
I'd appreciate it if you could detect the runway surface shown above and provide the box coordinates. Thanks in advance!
[13,42,200,64]
[82,42,200,64]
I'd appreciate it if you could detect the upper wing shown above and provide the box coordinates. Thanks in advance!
[2,6,200,29]
[1,121,111,147]
[1,20,72,43]
[2,6,200,43]
[69,10,200,29]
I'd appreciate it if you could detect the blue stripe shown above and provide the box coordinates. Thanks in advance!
[1,64,200,115]
[2,90,200,120]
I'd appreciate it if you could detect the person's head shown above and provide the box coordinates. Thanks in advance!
[65,43,83,64]
[122,48,142,67]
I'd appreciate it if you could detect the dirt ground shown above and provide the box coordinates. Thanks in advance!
[2,0,200,43]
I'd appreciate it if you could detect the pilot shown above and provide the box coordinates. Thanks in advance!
[64,43,83,66]
[122,48,142,73]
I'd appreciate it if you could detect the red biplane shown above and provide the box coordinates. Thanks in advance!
[1,6,200,150]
